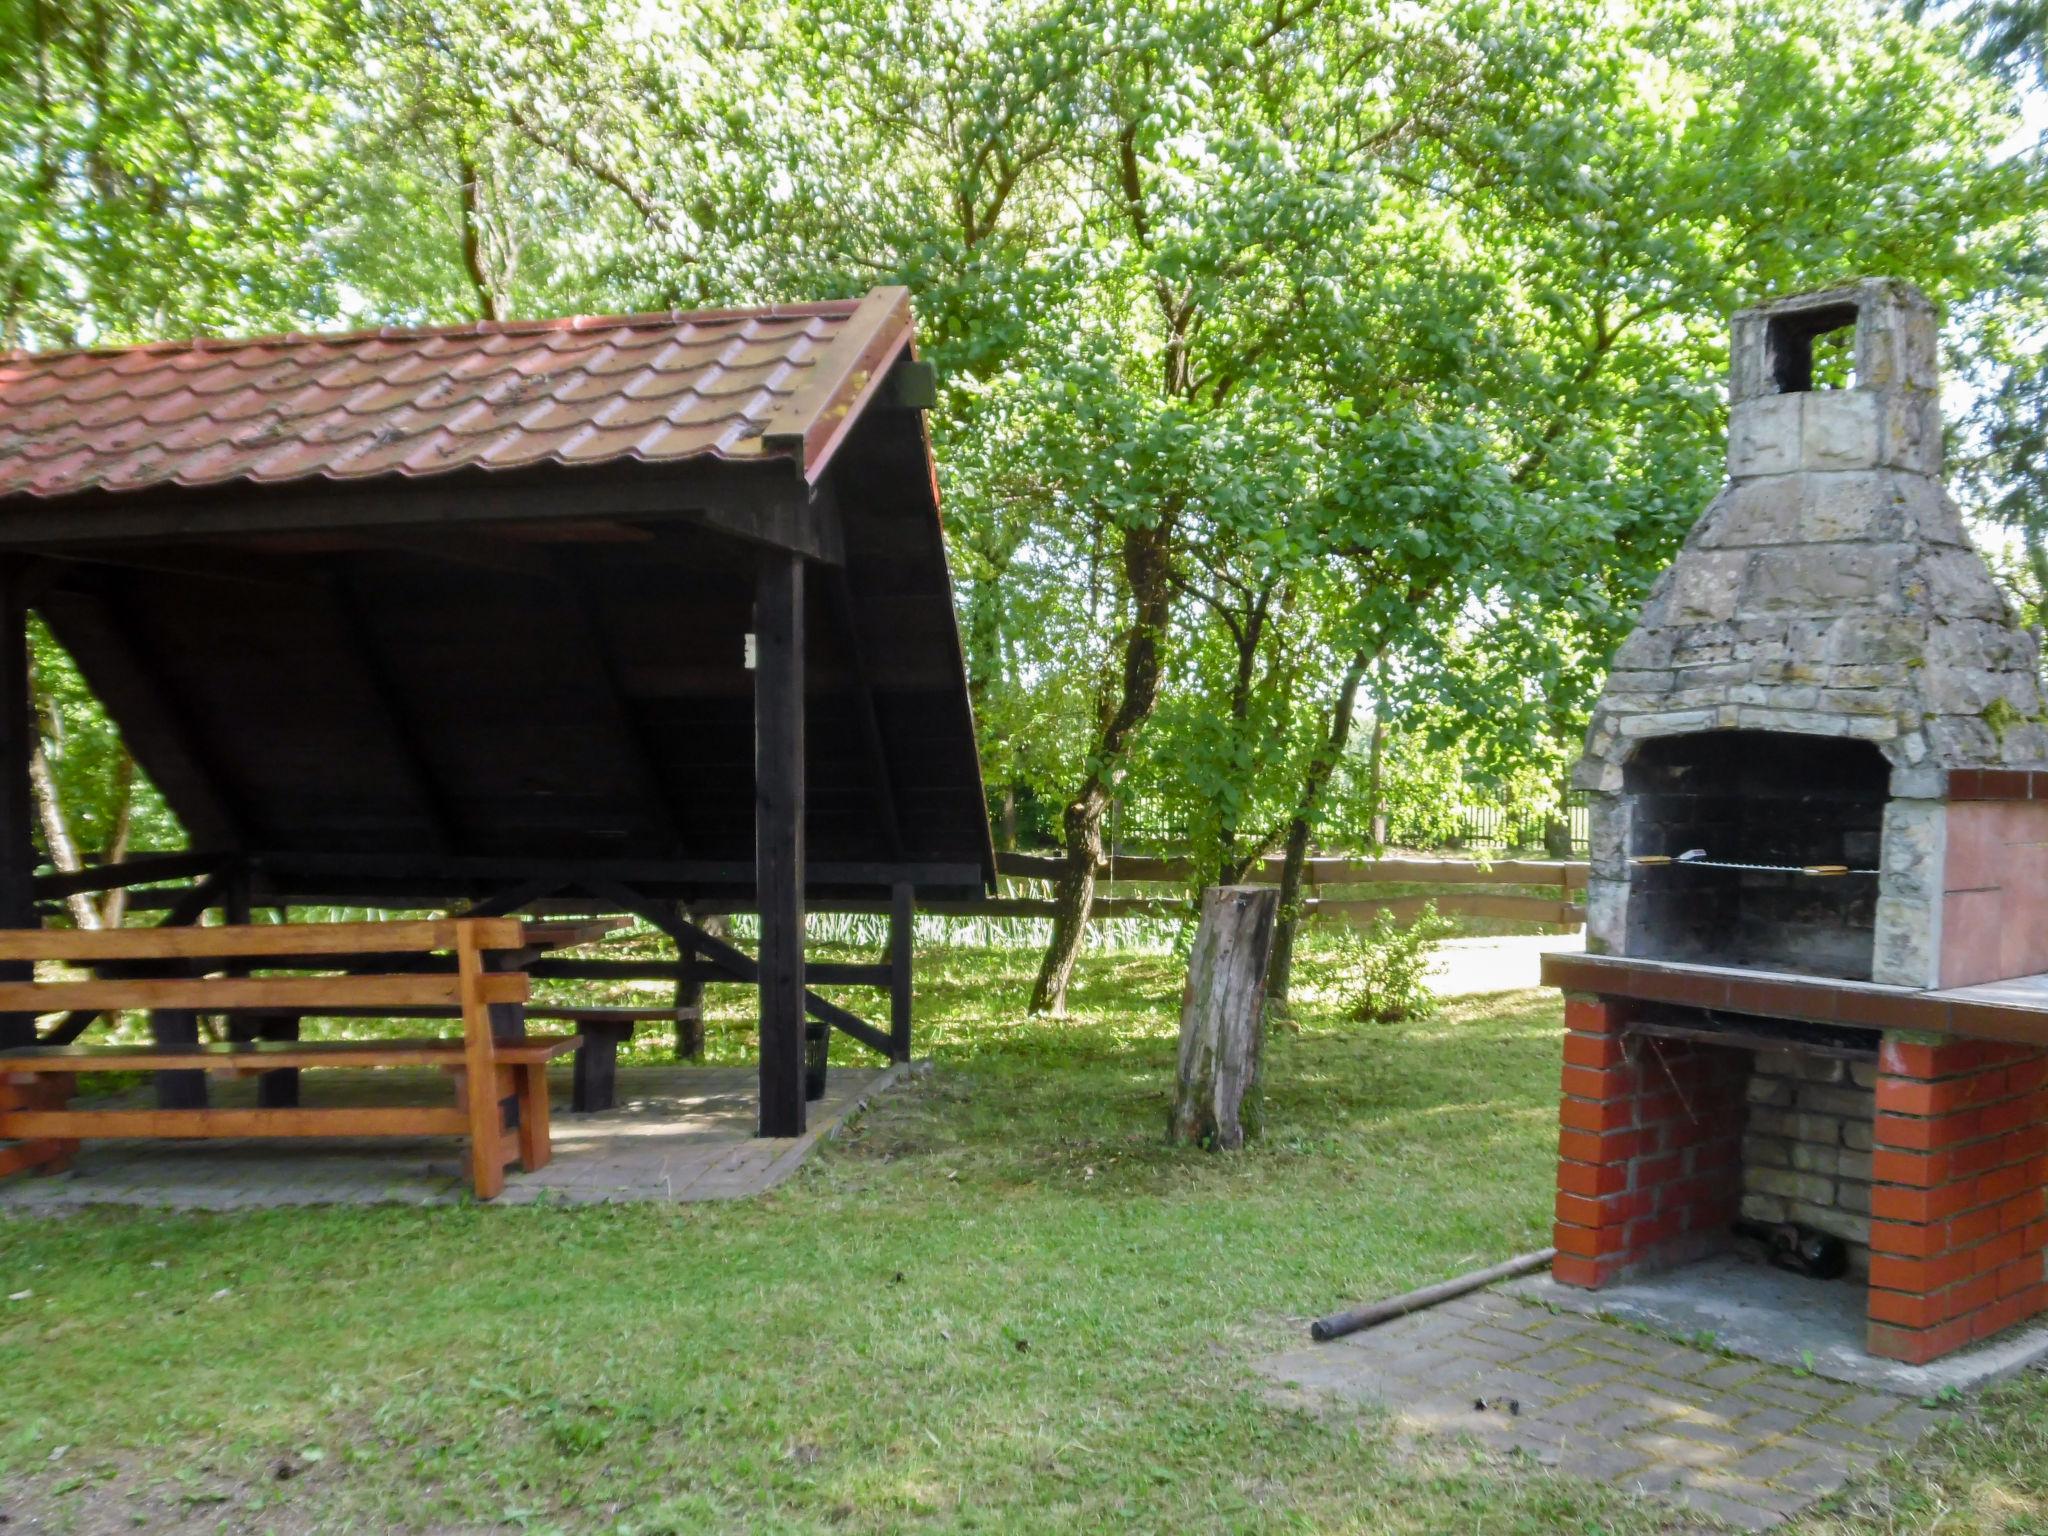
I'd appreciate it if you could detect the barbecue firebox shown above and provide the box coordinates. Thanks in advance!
[1543,280,2048,1366]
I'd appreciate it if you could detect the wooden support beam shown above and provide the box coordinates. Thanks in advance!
[0,559,34,1048]
[223,872,299,1107]
[33,849,228,901]
[39,871,232,1051]
[755,551,806,1138]
[676,901,705,1061]
[150,1009,207,1109]
[523,957,889,987]
[39,586,247,850]
[566,574,689,855]
[580,883,895,1060]
[241,850,983,893]
[459,878,569,920]
[825,569,904,860]
[0,463,837,562]
[890,881,913,1063]
[322,568,460,855]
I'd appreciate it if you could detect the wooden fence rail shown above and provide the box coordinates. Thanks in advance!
[108,856,1592,931]
[978,853,1587,930]
[687,854,1587,930]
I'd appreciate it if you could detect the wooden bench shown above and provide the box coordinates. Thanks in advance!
[0,918,580,1200]
[531,1007,683,1113]
[211,1001,692,1114]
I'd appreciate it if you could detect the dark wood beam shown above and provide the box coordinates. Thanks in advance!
[40,873,230,1046]
[523,957,889,987]
[322,567,460,855]
[0,559,34,1047]
[38,586,246,849]
[38,545,312,591]
[755,551,806,1136]
[889,880,913,1063]
[0,462,841,564]
[149,874,223,1108]
[458,878,569,919]
[241,850,983,891]
[222,870,299,1107]
[33,849,227,901]
[573,880,897,1060]
[825,567,904,860]
[565,574,688,855]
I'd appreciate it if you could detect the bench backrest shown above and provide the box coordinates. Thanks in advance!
[0,919,530,1020]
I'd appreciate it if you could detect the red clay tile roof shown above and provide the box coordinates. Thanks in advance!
[0,286,915,501]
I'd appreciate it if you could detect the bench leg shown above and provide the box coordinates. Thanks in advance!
[516,1062,552,1172]
[462,1082,506,1200]
[676,933,705,1060]
[150,1010,208,1109]
[229,1012,301,1108]
[0,1074,75,1177]
[572,1030,621,1114]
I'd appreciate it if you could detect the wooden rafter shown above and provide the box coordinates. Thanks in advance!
[825,565,905,861]
[321,566,461,856]
[39,584,247,850]
[564,573,689,855]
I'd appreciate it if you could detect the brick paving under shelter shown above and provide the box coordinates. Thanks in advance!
[1257,1287,1951,1531]
[0,1064,903,1210]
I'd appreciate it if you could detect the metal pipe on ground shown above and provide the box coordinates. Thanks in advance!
[1310,1248,1555,1342]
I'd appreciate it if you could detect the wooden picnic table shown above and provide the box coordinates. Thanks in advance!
[0,916,622,1199]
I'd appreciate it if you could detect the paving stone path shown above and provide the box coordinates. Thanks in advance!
[0,1064,902,1210]
[1257,1288,1951,1531]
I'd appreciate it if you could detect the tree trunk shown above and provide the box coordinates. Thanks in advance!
[1168,885,1281,1150]
[1364,664,1388,849]
[95,744,134,928]
[29,740,97,929]
[1266,649,1373,1008]
[1029,515,1177,1015]
[1542,767,1575,860]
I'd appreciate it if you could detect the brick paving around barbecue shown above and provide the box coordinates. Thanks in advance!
[0,1064,905,1210]
[1257,1287,1952,1531]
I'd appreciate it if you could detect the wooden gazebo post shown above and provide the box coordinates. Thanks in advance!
[755,550,806,1137]
[0,558,34,1049]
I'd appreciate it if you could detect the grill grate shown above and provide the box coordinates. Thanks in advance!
[1631,856,1877,877]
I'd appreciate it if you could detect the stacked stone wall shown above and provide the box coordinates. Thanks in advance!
[1740,1051,1875,1276]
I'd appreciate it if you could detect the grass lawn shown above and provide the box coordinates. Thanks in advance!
[5,940,2048,1532]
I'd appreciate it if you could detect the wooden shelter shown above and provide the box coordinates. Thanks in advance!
[0,286,993,1136]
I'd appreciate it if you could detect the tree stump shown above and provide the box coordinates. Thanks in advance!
[1168,885,1281,1150]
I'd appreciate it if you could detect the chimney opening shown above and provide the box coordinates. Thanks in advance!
[1766,302,1858,394]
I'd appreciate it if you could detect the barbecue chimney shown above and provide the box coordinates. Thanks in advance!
[1576,279,2048,988]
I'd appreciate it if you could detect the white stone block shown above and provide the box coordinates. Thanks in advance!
[1801,391,1882,470]
[1728,395,1801,477]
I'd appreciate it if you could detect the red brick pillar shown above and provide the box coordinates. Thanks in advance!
[1553,995,1747,1288]
[1867,1035,2048,1364]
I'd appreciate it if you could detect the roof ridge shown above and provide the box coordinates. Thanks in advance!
[0,296,870,366]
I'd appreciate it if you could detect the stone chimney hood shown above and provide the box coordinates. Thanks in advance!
[1575,278,2048,989]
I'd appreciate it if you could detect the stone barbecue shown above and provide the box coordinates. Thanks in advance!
[1543,279,2048,1366]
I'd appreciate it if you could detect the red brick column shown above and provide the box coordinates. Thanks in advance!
[1867,1035,2048,1364]
[1553,995,1747,1288]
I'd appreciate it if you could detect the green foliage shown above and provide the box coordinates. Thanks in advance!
[1,0,2043,927]
[1320,902,1458,1024]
